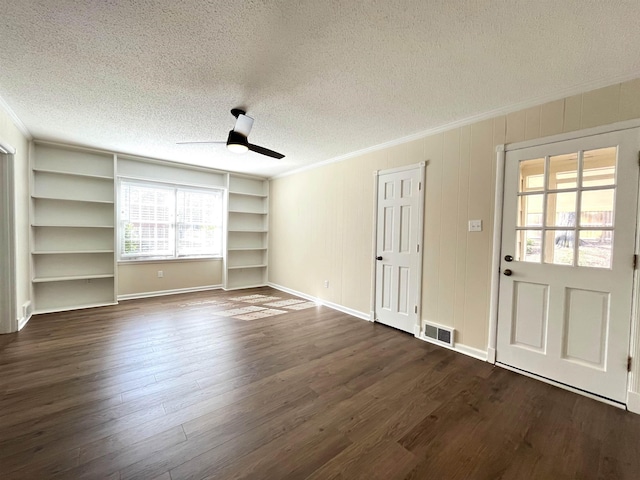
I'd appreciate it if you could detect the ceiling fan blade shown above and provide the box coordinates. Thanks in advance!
[176,141,226,145]
[248,143,285,159]
[233,114,254,137]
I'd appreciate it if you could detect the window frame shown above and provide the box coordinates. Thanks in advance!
[117,177,224,262]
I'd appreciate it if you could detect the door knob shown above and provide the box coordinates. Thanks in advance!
[503,269,513,276]
[376,256,383,261]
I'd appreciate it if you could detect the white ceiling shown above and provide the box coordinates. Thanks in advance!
[1,1,639,178]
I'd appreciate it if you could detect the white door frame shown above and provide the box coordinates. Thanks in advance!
[0,139,17,334]
[370,162,426,337]
[487,118,640,409]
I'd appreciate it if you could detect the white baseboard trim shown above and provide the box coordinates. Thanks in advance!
[17,313,31,331]
[627,391,640,414]
[267,283,371,321]
[118,285,222,301]
[415,334,488,361]
[486,347,496,364]
[497,362,625,410]
[222,283,267,291]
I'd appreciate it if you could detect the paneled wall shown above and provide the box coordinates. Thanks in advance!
[269,78,640,351]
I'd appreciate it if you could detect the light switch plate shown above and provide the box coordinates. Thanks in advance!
[468,220,482,232]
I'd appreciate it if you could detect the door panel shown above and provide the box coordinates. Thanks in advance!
[497,128,640,403]
[375,167,423,333]
[399,206,411,253]
[512,281,549,351]
[563,288,609,368]
[382,265,392,309]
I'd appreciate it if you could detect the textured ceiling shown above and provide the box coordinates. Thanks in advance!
[1,1,640,177]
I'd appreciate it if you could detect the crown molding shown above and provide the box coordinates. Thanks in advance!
[0,93,31,140]
[271,71,640,180]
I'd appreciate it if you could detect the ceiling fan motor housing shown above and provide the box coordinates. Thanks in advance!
[227,129,249,153]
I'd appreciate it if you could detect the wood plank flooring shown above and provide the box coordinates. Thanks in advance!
[1,287,640,479]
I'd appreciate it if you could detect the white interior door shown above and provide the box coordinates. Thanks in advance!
[497,129,640,403]
[374,166,423,333]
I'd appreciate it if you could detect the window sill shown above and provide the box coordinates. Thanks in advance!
[118,256,223,265]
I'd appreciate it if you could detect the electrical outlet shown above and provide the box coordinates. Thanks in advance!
[157,270,164,278]
[324,280,329,288]
[468,219,482,232]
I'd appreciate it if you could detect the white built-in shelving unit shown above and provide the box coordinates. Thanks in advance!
[28,143,270,312]
[225,175,269,290]
[31,144,116,313]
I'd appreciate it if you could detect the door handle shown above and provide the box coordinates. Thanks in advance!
[376,256,383,261]
[503,269,513,276]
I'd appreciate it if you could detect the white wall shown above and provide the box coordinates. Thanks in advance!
[118,259,222,297]
[0,101,30,330]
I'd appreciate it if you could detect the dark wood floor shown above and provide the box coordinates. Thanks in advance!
[1,287,640,479]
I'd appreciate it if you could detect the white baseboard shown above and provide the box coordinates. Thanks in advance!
[222,283,267,291]
[16,300,32,331]
[118,284,222,301]
[487,347,496,364]
[627,391,640,414]
[416,334,488,361]
[267,282,371,321]
[17,312,31,331]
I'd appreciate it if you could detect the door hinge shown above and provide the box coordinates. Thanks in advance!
[634,254,638,270]
[414,305,418,314]
[417,244,420,253]
[628,356,633,372]
[419,182,422,191]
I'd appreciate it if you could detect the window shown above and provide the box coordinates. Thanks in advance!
[516,147,616,268]
[119,180,223,260]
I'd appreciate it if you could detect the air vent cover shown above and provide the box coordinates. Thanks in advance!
[423,322,454,347]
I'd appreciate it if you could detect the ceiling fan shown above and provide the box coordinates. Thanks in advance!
[177,109,285,159]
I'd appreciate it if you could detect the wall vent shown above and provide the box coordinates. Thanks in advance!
[423,322,454,347]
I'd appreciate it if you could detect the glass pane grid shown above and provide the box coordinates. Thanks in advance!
[516,147,616,269]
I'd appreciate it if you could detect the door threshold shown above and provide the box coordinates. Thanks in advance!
[496,362,626,410]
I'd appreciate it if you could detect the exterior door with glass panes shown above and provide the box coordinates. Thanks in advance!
[497,128,640,403]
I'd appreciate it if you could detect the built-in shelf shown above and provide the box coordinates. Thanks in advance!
[35,302,118,315]
[32,250,115,255]
[225,175,269,290]
[31,144,116,313]
[227,264,267,270]
[31,195,114,204]
[32,168,114,180]
[228,209,267,214]
[33,273,115,283]
[228,191,267,198]
[32,224,114,228]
